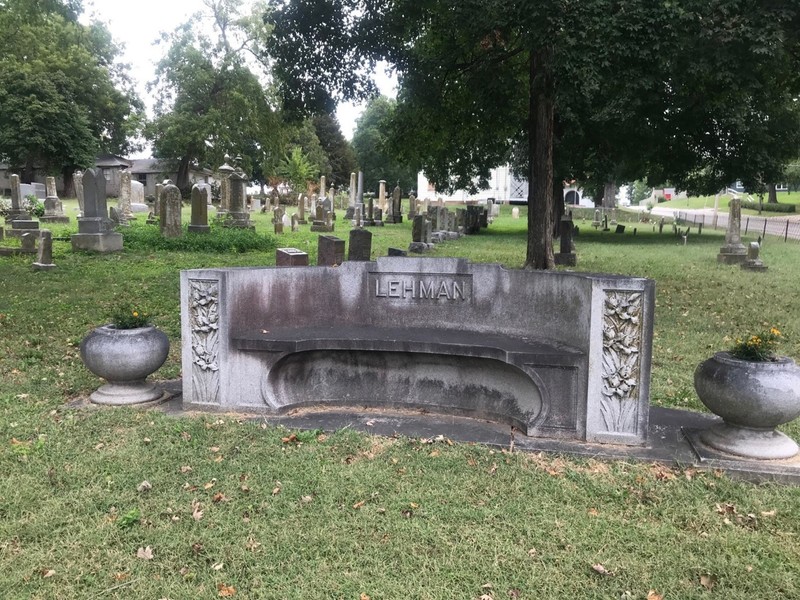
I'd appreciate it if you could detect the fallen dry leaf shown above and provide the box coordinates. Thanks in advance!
[300,495,314,504]
[700,574,716,590]
[113,572,129,581]
[203,479,217,490]
[192,500,204,521]
[181,431,191,441]
[137,480,152,493]
[761,510,777,517]
[41,569,55,578]
[429,449,440,457]
[488,463,498,475]
[214,455,224,463]
[272,486,281,496]
[246,537,261,551]
[591,563,614,576]
[217,583,236,597]
[136,546,154,560]
[211,562,224,571]
[210,446,220,452]
[212,492,229,503]
[180,465,192,473]
[359,594,371,600]
[587,507,599,516]
[353,500,366,509]
[281,434,298,444]
[646,590,663,600]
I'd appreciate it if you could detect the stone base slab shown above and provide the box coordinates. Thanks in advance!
[71,232,123,253]
[40,216,70,224]
[554,252,577,266]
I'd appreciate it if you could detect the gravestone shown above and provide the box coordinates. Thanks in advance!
[658,217,665,234]
[464,206,482,235]
[378,180,387,212]
[71,168,123,252]
[118,170,134,220]
[388,247,407,257]
[602,215,610,232]
[74,171,85,216]
[251,196,261,213]
[109,206,123,225]
[353,205,363,228]
[291,213,300,232]
[160,184,182,238]
[32,230,56,271]
[41,176,69,224]
[188,184,210,233]
[21,232,37,253]
[386,182,403,224]
[318,235,345,266]
[511,207,520,219]
[154,183,163,219]
[276,247,309,266]
[297,192,307,224]
[615,224,625,234]
[131,180,146,209]
[407,193,417,220]
[718,197,747,264]
[741,242,768,271]
[357,171,364,205]
[349,172,357,207]
[223,172,253,229]
[6,175,35,231]
[348,228,372,261]
[31,183,46,199]
[273,206,285,234]
[554,215,577,266]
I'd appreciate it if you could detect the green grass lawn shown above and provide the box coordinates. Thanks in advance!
[656,191,800,216]
[2,202,800,599]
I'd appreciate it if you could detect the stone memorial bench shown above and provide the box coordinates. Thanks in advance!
[181,258,655,446]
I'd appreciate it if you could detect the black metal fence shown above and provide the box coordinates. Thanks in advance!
[675,211,800,243]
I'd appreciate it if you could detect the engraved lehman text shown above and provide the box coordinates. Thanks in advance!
[373,277,468,301]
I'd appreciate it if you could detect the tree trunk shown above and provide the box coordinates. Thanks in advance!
[525,46,555,270]
[767,183,778,203]
[602,180,617,208]
[176,156,192,191]
[22,157,35,183]
[61,166,75,198]
[552,176,565,238]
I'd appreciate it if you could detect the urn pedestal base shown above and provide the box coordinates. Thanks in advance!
[700,422,800,460]
[90,381,167,406]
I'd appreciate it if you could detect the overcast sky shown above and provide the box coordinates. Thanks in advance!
[81,0,395,151]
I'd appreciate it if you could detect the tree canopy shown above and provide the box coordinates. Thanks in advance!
[0,0,143,183]
[146,0,281,192]
[267,0,800,269]
[351,96,415,196]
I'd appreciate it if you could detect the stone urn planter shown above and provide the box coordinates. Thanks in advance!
[80,325,170,405]
[694,352,800,459]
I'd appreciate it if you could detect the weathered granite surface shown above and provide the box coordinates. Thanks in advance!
[181,258,655,446]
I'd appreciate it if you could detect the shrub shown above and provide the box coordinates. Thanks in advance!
[121,221,277,253]
[740,200,796,213]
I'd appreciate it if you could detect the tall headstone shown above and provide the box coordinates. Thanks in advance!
[718,197,747,264]
[160,184,182,238]
[407,193,417,219]
[223,172,253,229]
[319,175,326,200]
[41,176,69,224]
[378,180,387,212]
[188,184,210,233]
[71,168,123,252]
[349,172,357,207]
[348,228,372,261]
[131,180,146,207]
[273,205,285,234]
[554,215,577,266]
[118,169,134,220]
[357,171,364,205]
[32,230,56,271]
[318,235,345,266]
[6,174,31,224]
[385,182,403,224]
[217,160,235,215]
[297,192,307,224]
[291,213,300,232]
[73,171,85,216]
[409,215,432,254]
[154,183,164,219]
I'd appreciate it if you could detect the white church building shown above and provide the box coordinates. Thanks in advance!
[416,165,588,206]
